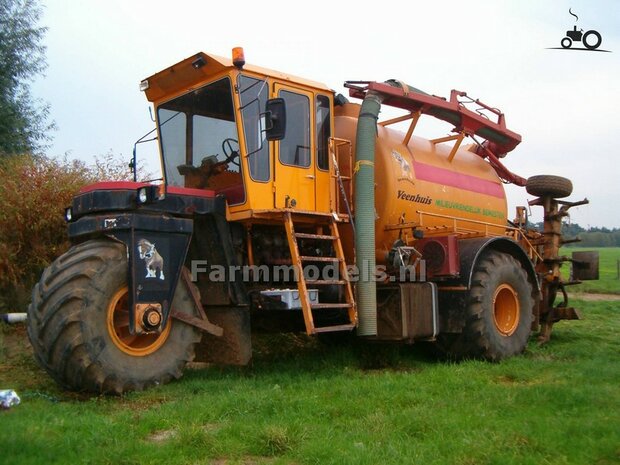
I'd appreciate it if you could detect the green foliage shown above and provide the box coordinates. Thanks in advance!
[0,301,619,465]
[0,0,53,155]
[574,231,620,248]
[531,221,620,248]
[0,152,140,311]
[0,154,91,309]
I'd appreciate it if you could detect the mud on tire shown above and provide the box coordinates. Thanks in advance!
[27,239,201,394]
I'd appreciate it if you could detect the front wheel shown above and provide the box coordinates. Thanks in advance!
[27,239,201,394]
[438,251,534,361]
[561,37,572,49]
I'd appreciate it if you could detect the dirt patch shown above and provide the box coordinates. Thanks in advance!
[569,293,620,302]
[0,323,33,360]
[147,429,178,443]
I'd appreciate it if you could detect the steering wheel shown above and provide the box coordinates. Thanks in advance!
[218,138,240,168]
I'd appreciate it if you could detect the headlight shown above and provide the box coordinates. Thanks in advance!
[137,187,148,204]
[64,207,73,222]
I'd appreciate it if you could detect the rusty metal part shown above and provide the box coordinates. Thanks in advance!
[571,251,600,281]
[171,268,223,337]
[195,307,252,366]
[344,80,526,185]
[134,303,163,334]
[527,195,590,343]
[376,283,438,341]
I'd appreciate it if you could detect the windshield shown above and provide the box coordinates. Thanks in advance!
[157,77,244,203]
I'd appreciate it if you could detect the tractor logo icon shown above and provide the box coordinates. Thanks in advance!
[549,9,610,53]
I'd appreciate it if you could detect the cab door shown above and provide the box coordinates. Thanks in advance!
[274,85,315,210]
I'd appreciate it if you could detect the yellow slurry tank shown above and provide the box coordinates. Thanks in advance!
[335,102,507,264]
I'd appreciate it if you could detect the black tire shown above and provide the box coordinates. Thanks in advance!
[27,239,201,394]
[438,251,534,361]
[583,30,602,50]
[526,175,573,198]
[561,37,572,49]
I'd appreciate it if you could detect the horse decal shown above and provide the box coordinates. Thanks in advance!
[391,150,413,180]
[137,239,165,280]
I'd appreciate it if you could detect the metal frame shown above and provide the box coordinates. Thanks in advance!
[345,81,527,185]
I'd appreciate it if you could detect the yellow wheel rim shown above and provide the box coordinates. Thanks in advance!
[106,287,171,356]
[493,284,520,336]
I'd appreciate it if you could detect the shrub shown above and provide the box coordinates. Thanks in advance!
[0,151,142,311]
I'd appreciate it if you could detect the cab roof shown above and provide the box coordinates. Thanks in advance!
[142,51,332,103]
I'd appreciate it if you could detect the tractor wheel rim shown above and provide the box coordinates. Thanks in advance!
[493,284,520,336]
[106,287,171,356]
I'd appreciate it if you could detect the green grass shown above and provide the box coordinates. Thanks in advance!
[1,300,619,465]
[561,247,620,294]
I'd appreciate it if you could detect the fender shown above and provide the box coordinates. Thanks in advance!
[458,236,541,295]
[69,212,193,334]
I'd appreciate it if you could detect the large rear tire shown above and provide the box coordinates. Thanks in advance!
[438,251,534,361]
[27,239,201,394]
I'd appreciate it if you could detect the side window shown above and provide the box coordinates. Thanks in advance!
[158,109,187,187]
[238,75,270,182]
[279,90,310,167]
[316,95,331,171]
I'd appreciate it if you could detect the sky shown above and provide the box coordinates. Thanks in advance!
[32,0,620,228]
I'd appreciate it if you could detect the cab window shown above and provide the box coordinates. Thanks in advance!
[278,90,310,167]
[316,95,331,171]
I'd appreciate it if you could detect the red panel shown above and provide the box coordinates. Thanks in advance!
[79,182,216,198]
[167,186,216,198]
[417,236,460,277]
[80,181,149,193]
[413,161,505,199]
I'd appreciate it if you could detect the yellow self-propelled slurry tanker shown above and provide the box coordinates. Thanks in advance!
[28,49,599,393]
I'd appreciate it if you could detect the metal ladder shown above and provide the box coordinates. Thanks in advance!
[283,212,357,334]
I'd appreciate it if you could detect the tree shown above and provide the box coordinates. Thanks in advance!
[0,0,52,155]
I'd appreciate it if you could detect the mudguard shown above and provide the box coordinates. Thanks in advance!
[70,212,193,334]
[458,236,540,294]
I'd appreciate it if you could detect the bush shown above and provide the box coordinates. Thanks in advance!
[0,151,141,311]
[0,155,93,310]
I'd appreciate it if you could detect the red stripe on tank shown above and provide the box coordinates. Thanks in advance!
[412,161,505,198]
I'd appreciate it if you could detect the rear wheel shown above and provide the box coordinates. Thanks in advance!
[583,30,602,50]
[28,239,201,394]
[438,251,534,361]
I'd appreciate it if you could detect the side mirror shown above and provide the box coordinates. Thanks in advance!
[264,98,286,141]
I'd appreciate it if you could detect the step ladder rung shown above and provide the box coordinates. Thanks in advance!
[284,211,356,336]
[313,323,356,334]
[306,279,347,285]
[294,232,337,240]
[300,256,343,262]
[311,303,354,309]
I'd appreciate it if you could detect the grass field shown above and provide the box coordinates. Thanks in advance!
[1,299,619,465]
[561,247,620,295]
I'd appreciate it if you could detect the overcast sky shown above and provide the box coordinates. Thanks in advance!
[32,0,620,227]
